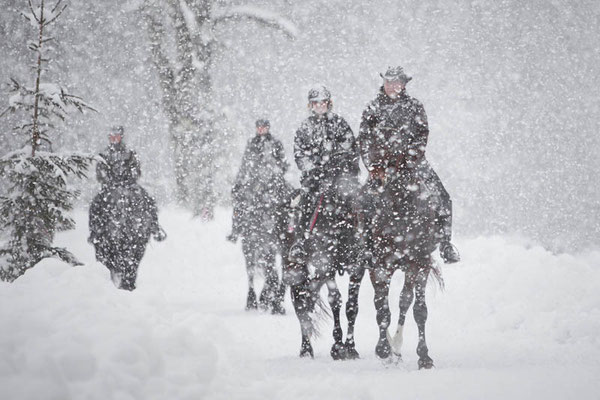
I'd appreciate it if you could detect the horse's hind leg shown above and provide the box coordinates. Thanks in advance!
[242,239,258,310]
[370,267,394,359]
[413,262,434,369]
[345,266,365,359]
[326,279,346,360]
[120,258,139,291]
[259,245,278,311]
[120,245,146,291]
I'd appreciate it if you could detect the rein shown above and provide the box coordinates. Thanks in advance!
[309,193,324,233]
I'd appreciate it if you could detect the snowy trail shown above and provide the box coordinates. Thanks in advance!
[1,207,599,400]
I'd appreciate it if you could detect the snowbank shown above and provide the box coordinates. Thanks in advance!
[1,207,599,399]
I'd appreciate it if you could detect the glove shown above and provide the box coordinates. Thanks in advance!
[301,168,324,193]
[153,227,167,242]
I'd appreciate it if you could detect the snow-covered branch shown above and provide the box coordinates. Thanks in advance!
[213,5,298,39]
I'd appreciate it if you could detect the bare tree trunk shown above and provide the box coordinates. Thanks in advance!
[142,0,294,217]
[143,0,216,216]
[31,0,46,157]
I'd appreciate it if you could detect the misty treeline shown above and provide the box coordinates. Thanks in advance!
[1,0,599,253]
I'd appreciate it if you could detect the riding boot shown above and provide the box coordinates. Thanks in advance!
[440,241,460,263]
[289,240,308,264]
[438,215,460,263]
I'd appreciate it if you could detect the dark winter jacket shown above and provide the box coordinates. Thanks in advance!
[89,184,159,263]
[294,112,360,192]
[232,133,290,237]
[358,88,429,172]
[96,143,141,187]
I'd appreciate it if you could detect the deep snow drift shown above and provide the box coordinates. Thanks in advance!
[1,207,599,400]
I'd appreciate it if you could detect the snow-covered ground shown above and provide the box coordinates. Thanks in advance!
[1,207,599,400]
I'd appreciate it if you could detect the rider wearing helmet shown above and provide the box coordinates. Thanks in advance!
[96,126,141,186]
[89,126,165,291]
[228,118,290,313]
[289,85,360,264]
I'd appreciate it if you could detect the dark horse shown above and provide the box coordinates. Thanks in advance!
[358,163,444,369]
[89,183,164,290]
[284,177,365,360]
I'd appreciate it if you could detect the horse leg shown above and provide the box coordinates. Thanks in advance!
[370,266,394,359]
[414,262,434,369]
[291,278,314,358]
[242,238,257,310]
[120,244,146,291]
[259,244,277,311]
[326,278,346,360]
[120,258,138,291]
[107,242,126,289]
[271,281,287,315]
[345,266,365,359]
[387,266,416,358]
[271,244,288,315]
[290,262,314,357]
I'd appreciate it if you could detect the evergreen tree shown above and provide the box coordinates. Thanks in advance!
[0,0,94,281]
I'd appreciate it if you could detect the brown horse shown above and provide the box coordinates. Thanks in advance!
[357,165,444,369]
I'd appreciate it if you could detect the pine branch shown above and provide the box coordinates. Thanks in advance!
[51,0,63,14]
[27,0,40,24]
[44,4,67,26]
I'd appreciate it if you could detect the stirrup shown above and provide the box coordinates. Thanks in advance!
[289,241,307,264]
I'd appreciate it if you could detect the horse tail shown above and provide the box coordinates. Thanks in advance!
[292,280,331,339]
[308,295,331,338]
[429,262,445,291]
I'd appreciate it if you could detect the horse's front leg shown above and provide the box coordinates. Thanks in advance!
[413,261,434,369]
[291,279,314,358]
[369,265,394,359]
[345,266,365,359]
[388,265,416,359]
[326,278,346,360]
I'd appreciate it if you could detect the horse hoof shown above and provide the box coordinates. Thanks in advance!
[330,342,347,360]
[271,303,286,315]
[418,356,434,370]
[375,339,392,359]
[258,292,270,311]
[345,345,360,360]
[246,289,258,310]
[300,344,314,358]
